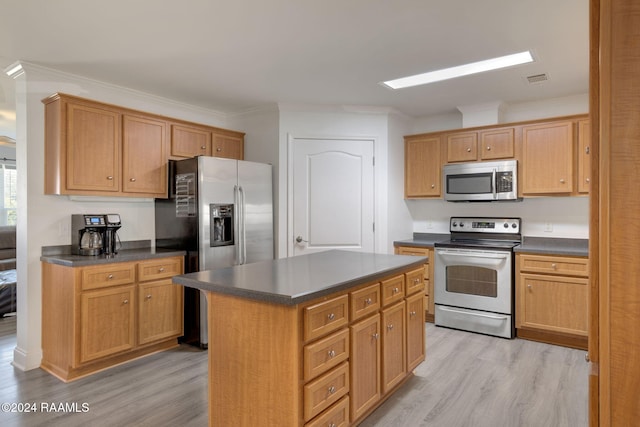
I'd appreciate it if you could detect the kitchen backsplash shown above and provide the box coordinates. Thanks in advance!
[407,196,589,238]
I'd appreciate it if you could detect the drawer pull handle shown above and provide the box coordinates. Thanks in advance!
[328,386,336,394]
[372,333,379,340]
[108,274,114,279]
[327,350,336,358]
[364,297,372,306]
[327,313,335,321]
[123,299,129,305]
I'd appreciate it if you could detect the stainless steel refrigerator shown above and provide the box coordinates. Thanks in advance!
[155,156,273,348]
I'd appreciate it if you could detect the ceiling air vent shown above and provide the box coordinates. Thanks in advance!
[526,73,549,84]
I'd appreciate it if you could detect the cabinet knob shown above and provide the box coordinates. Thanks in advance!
[329,423,337,427]
[393,287,399,294]
[413,278,420,284]
[123,299,129,305]
[372,333,379,340]
[159,267,165,273]
[107,274,114,280]
[585,146,590,154]
[560,179,565,184]
[107,176,114,180]
[585,353,590,362]
[146,294,152,300]
[387,324,394,331]
[365,297,372,306]
[327,349,336,358]
[130,178,136,182]
[410,311,417,317]
[216,147,222,152]
[486,146,491,151]
[327,313,335,321]
[551,263,557,269]
[201,145,206,150]
[466,147,471,152]
[586,178,590,183]
[328,386,336,395]
[527,284,532,289]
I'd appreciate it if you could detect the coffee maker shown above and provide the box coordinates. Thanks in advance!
[71,214,121,256]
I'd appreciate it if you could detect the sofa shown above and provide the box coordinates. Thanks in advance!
[0,225,16,317]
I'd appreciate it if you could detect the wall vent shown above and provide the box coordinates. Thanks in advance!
[526,73,549,84]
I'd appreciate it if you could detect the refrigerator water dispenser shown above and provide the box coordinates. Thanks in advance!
[210,204,234,247]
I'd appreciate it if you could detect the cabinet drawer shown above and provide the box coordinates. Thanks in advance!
[81,263,136,290]
[405,267,425,295]
[518,254,589,277]
[381,274,405,307]
[304,295,349,342]
[303,362,349,422]
[304,329,349,382]
[395,246,430,259]
[350,283,380,321]
[138,257,183,282]
[305,395,349,427]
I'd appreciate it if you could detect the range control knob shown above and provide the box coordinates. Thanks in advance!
[503,223,509,228]
[512,223,518,228]
[452,221,458,227]
[459,222,465,228]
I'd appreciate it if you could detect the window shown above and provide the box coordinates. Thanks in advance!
[1,163,16,225]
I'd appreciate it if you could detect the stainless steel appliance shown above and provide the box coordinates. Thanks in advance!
[443,160,519,202]
[434,217,521,338]
[155,156,274,348]
[71,214,121,256]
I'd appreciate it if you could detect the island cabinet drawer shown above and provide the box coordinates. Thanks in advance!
[304,295,349,342]
[350,283,381,321]
[405,267,425,295]
[303,361,349,422]
[304,329,350,381]
[305,395,349,427]
[81,262,136,290]
[137,257,183,282]
[381,274,405,307]
[395,246,430,260]
[518,254,589,277]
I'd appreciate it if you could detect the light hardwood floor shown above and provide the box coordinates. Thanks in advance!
[0,316,588,426]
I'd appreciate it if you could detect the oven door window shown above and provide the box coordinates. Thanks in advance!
[445,265,497,298]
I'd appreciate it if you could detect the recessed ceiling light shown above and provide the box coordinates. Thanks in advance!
[381,51,534,90]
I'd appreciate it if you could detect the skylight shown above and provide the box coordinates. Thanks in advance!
[381,51,534,90]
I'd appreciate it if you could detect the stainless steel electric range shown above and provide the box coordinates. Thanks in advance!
[434,217,521,338]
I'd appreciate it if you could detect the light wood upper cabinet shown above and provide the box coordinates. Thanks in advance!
[479,127,515,160]
[522,120,574,195]
[212,132,244,160]
[64,101,121,193]
[447,132,478,162]
[170,123,211,158]
[122,114,168,195]
[577,119,591,193]
[404,136,441,198]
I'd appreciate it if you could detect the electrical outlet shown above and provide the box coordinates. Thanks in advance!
[544,222,553,232]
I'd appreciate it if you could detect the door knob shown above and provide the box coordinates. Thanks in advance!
[295,236,308,243]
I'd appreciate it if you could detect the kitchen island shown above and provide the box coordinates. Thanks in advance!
[173,249,427,426]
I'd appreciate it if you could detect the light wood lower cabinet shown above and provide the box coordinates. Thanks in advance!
[205,264,425,426]
[41,256,184,382]
[394,245,434,322]
[516,253,589,349]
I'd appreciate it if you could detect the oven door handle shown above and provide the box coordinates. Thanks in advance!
[437,250,509,259]
[439,306,509,321]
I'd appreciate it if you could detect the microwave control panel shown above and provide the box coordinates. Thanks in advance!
[495,172,514,192]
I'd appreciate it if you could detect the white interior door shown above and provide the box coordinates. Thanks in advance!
[291,137,374,256]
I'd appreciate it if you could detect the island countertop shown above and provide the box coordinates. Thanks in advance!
[172,249,427,305]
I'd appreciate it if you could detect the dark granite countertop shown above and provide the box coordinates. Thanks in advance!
[173,249,426,306]
[41,240,186,267]
[514,237,589,257]
[393,233,449,248]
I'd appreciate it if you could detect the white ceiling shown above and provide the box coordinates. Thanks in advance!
[0,0,589,138]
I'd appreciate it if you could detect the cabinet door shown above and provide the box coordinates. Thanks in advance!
[171,124,211,158]
[577,119,591,193]
[382,302,406,393]
[406,292,425,372]
[479,127,515,160]
[122,115,168,196]
[405,137,441,198]
[446,132,478,162]
[138,279,183,345]
[66,102,120,192]
[350,313,381,421]
[516,273,589,336]
[522,121,574,194]
[212,132,243,160]
[79,285,135,364]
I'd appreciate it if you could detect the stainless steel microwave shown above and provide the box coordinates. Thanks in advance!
[443,160,519,202]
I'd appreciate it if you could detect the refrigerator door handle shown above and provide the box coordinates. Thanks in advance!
[238,185,247,264]
[234,185,241,265]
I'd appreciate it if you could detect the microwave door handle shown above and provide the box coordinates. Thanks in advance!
[492,168,497,199]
